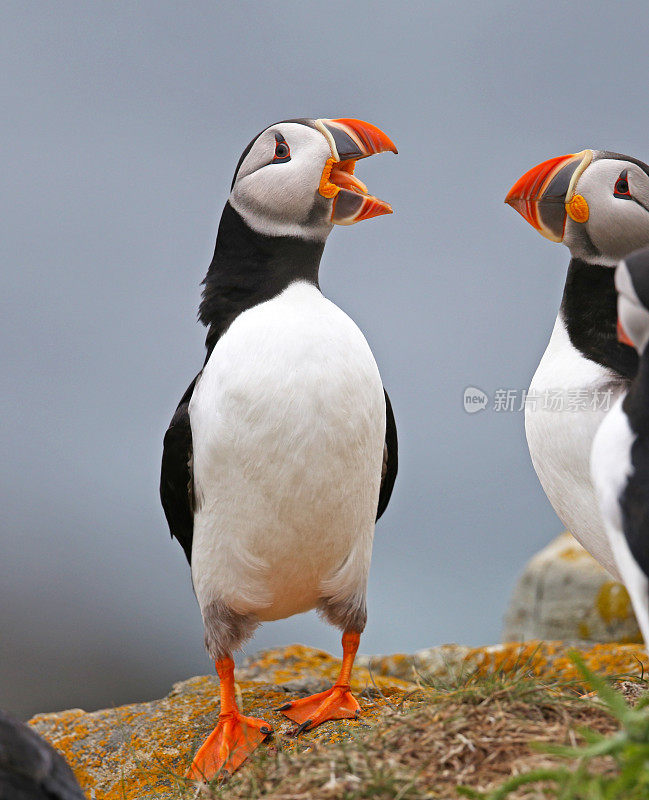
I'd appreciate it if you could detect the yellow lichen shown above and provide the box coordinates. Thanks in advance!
[596,582,632,624]
[28,641,649,799]
[558,546,584,561]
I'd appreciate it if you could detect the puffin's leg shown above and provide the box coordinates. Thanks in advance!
[188,601,270,780]
[279,630,362,732]
[187,655,272,781]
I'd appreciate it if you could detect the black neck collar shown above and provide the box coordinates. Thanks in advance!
[560,257,638,381]
[199,202,325,359]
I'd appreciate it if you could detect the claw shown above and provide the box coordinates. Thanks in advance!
[281,684,361,732]
[295,719,313,735]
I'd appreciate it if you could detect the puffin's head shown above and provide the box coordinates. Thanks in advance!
[616,247,649,353]
[228,118,397,240]
[506,150,649,266]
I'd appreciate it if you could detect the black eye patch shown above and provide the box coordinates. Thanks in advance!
[614,169,632,200]
[272,133,291,164]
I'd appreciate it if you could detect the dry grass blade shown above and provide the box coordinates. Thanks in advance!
[190,664,622,799]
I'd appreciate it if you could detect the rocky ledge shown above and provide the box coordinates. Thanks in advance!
[29,641,648,800]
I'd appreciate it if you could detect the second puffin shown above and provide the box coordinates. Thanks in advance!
[160,118,398,780]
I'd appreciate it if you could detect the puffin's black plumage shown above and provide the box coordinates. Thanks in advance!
[561,257,638,380]
[620,354,649,580]
[160,202,398,565]
[160,376,198,564]
[617,249,649,579]
[592,246,649,645]
[624,247,649,310]
[377,389,398,520]
[0,711,85,800]
[199,202,325,358]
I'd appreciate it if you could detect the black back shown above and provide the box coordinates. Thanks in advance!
[561,258,638,381]
[0,711,86,800]
[618,248,649,581]
[620,351,649,579]
[160,202,398,564]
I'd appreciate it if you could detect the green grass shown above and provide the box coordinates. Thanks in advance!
[458,652,649,800]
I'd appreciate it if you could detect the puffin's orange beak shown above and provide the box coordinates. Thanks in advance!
[617,318,635,348]
[315,118,397,225]
[505,150,592,242]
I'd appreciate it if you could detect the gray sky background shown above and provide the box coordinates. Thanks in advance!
[3,1,648,719]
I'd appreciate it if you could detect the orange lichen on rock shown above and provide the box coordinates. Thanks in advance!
[29,648,413,800]
[27,641,648,798]
[463,640,648,683]
[237,643,414,692]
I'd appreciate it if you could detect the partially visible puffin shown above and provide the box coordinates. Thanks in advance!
[160,118,398,780]
[592,246,649,645]
[0,710,86,799]
[506,150,649,576]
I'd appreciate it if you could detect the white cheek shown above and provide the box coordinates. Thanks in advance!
[573,159,649,260]
[589,198,649,259]
[619,295,649,352]
[231,141,334,239]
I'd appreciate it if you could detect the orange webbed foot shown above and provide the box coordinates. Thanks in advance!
[279,684,361,733]
[187,710,273,781]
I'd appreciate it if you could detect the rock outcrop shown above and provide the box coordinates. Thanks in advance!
[503,532,641,643]
[28,645,413,800]
[29,641,648,799]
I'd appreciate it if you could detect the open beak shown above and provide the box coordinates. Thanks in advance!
[617,318,635,348]
[505,150,592,241]
[315,118,397,225]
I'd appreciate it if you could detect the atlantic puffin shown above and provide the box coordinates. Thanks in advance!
[0,710,85,799]
[160,118,398,779]
[592,246,649,644]
[505,150,649,577]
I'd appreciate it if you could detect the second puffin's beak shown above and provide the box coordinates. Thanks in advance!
[617,318,635,348]
[315,118,397,225]
[505,150,593,241]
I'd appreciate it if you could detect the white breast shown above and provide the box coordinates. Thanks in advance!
[525,315,625,578]
[591,396,649,643]
[188,281,386,623]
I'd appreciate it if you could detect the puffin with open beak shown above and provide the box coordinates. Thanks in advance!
[506,150,649,576]
[592,246,649,646]
[160,118,398,780]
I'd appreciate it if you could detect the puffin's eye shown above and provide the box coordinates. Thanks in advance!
[273,137,291,163]
[614,170,631,199]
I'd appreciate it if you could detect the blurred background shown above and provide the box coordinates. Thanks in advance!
[2,0,647,719]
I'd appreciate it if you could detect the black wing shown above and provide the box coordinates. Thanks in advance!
[376,388,398,520]
[160,376,199,564]
[620,431,649,580]
[0,711,86,800]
